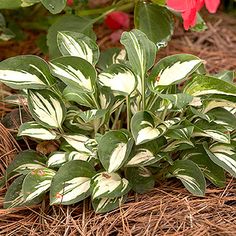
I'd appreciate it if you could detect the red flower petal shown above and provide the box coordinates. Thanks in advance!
[167,0,197,11]
[105,11,130,31]
[182,7,198,30]
[204,0,220,13]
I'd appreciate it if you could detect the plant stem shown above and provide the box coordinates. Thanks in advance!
[111,103,124,130]
[92,92,100,109]
[126,95,131,131]
[141,74,146,110]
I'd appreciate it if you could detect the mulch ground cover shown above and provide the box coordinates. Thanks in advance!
[0,11,236,236]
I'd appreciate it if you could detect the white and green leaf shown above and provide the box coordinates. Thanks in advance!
[57,31,99,65]
[28,89,66,129]
[50,160,96,205]
[18,121,57,140]
[98,64,137,96]
[168,160,206,196]
[91,172,130,199]
[22,168,56,202]
[98,130,134,173]
[50,56,96,93]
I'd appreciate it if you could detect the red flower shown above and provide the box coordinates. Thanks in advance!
[105,11,130,31]
[167,0,220,30]
[67,0,73,6]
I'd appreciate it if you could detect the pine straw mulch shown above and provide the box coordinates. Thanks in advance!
[1,12,236,236]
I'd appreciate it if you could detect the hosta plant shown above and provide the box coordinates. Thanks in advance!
[1,30,236,213]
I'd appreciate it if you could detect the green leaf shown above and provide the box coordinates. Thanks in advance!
[0,0,21,9]
[131,111,166,145]
[63,86,96,108]
[125,139,165,167]
[50,56,97,93]
[97,48,123,71]
[50,160,96,205]
[134,2,174,48]
[204,144,236,178]
[4,175,43,209]
[57,31,99,65]
[92,195,126,213]
[182,146,226,187]
[47,15,95,58]
[40,0,66,14]
[0,55,54,89]
[184,74,236,97]
[149,54,202,88]
[28,89,66,129]
[4,150,46,182]
[125,167,155,194]
[168,160,206,196]
[22,168,55,202]
[191,13,208,32]
[166,126,194,141]
[18,121,57,140]
[120,29,157,78]
[99,64,137,96]
[62,134,92,154]
[214,70,235,83]
[91,172,130,199]
[193,120,230,144]
[47,152,67,168]
[98,131,134,173]
[206,108,236,131]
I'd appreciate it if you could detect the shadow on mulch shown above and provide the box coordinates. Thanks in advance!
[0,12,236,236]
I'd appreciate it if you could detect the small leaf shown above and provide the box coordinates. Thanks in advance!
[91,172,130,199]
[40,0,66,14]
[28,89,66,129]
[18,121,57,140]
[149,54,202,88]
[50,56,96,93]
[204,144,236,178]
[57,31,99,65]
[98,64,137,96]
[168,160,206,196]
[131,111,166,145]
[47,152,67,168]
[125,167,155,194]
[22,168,55,202]
[98,130,134,173]
[92,195,126,213]
[50,160,96,205]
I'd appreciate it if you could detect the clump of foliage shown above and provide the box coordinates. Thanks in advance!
[0,29,236,213]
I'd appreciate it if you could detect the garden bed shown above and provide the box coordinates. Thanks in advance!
[1,11,236,236]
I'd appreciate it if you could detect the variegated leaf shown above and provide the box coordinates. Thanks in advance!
[120,29,156,77]
[91,172,130,199]
[98,64,137,96]
[28,89,66,129]
[63,86,96,108]
[18,121,57,140]
[47,152,67,168]
[182,146,226,187]
[149,54,202,88]
[57,31,99,65]
[204,144,236,178]
[62,134,92,154]
[50,160,96,205]
[193,120,230,144]
[92,195,126,213]
[125,139,165,167]
[168,160,206,196]
[4,150,46,182]
[184,74,236,97]
[98,130,134,173]
[162,140,194,152]
[22,168,56,202]
[50,56,96,93]
[0,55,55,89]
[3,175,43,209]
[125,167,155,193]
